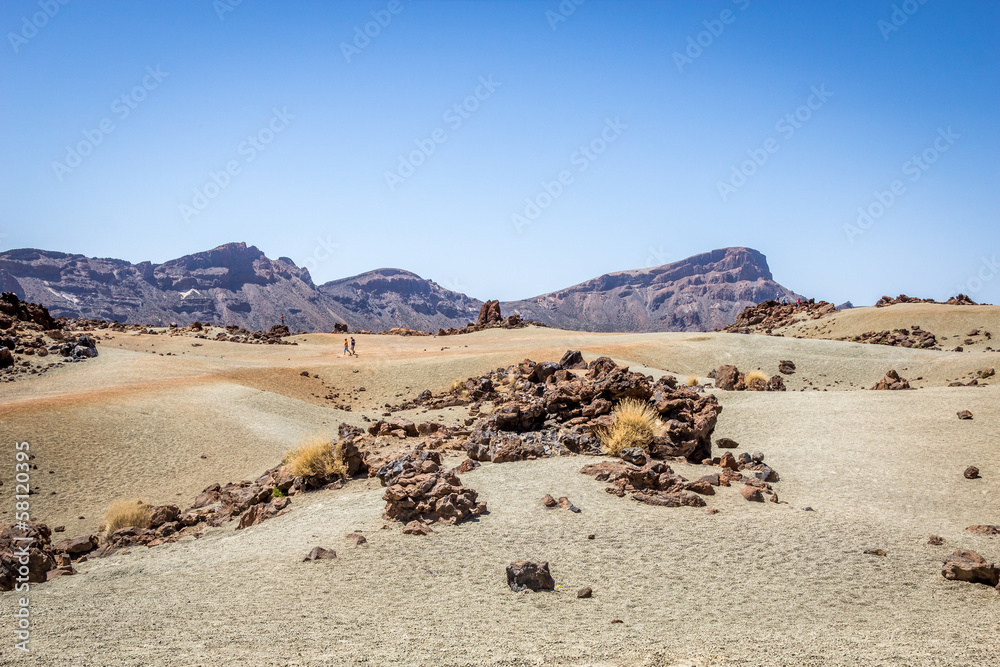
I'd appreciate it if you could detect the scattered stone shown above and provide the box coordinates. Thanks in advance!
[346,532,367,545]
[871,370,911,390]
[864,549,887,557]
[506,561,555,592]
[577,586,593,599]
[779,360,796,375]
[452,458,481,475]
[740,486,764,502]
[957,410,973,420]
[928,536,944,546]
[966,525,1000,536]
[715,437,739,449]
[618,447,646,467]
[580,460,706,508]
[964,466,980,480]
[541,494,557,508]
[587,534,595,540]
[402,521,431,536]
[941,550,999,587]
[557,497,581,513]
[303,547,337,561]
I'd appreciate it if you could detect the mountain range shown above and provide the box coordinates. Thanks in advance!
[0,243,802,333]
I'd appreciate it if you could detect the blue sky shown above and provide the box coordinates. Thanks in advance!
[1,0,997,305]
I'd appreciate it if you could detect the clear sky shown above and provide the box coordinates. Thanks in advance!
[1,0,998,305]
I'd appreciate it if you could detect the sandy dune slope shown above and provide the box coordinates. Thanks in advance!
[1,307,998,665]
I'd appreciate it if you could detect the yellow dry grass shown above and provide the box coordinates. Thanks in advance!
[102,498,152,534]
[598,397,659,456]
[282,435,348,479]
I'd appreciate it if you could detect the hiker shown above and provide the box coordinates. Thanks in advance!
[350,337,356,356]
[343,338,349,356]
[280,314,285,326]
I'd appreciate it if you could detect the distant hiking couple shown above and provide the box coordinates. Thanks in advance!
[343,337,356,357]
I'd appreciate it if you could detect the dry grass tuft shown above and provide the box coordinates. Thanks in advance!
[283,435,348,479]
[685,374,700,387]
[598,398,660,456]
[744,369,769,385]
[102,498,152,534]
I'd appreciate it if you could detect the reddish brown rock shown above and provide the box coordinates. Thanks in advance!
[452,458,481,475]
[402,521,431,536]
[964,466,980,479]
[53,535,98,556]
[966,525,1000,536]
[740,486,764,502]
[720,453,739,471]
[941,550,999,587]
[715,437,739,449]
[303,546,337,561]
[928,536,944,546]
[377,451,487,525]
[871,370,911,390]
[957,410,973,420]
[346,532,367,545]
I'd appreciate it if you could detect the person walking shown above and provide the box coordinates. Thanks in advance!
[343,338,349,356]
[350,337,356,356]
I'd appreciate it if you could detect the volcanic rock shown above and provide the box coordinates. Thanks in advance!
[941,550,999,587]
[506,561,555,592]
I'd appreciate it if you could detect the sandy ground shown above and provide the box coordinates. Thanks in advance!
[1,307,999,665]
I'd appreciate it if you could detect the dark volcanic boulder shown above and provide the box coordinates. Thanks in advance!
[559,349,587,369]
[506,561,555,592]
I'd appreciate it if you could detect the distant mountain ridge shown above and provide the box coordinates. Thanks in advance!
[0,243,802,333]
[502,247,801,332]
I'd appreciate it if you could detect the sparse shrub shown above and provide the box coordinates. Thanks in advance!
[102,498,152,534]
[744,369,769,386]
[283,435,347,479]
[685,374,699,387]
[598,398,660,456]
[271,487,287,499]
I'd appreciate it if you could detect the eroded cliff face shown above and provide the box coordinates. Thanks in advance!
[0,244,801,333]
[502,247,802,332]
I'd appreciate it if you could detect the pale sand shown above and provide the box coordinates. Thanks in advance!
[1,309,998,665]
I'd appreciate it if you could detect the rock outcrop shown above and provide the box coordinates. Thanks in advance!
[871,370,911,390]
[722,298,836,334]
[376,451,487,526]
